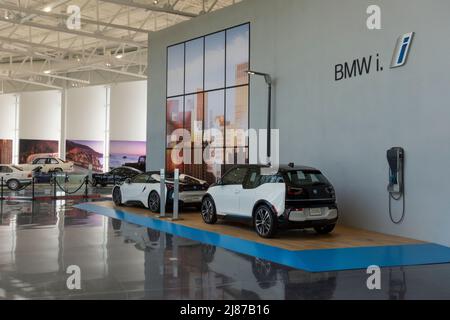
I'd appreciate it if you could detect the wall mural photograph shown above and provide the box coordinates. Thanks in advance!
[66,140,104,172]
[109,140,146,169]
[19,139,58,164]
[0,139,13,164]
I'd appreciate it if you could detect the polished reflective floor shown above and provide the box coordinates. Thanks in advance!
[1,199,450,300]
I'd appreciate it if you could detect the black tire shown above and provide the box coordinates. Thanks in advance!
[112,187,123,206]
[201,196,217,224]
[148,191,161,213]
[7,179,20,191]
[253,204,277,238]
[314,224,336,235]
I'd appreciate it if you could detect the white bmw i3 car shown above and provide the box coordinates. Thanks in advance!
[201,164,338,238]
[112,171,209,212]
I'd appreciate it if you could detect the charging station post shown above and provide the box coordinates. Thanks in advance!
[159,169,166,218]
[172,169,180,221]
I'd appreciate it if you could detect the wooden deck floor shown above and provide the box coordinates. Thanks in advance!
[94,201,423,251]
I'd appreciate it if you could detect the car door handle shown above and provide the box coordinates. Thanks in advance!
[142,187,147,192]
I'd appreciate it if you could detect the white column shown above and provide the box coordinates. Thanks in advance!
[12,94,20,165]
[60,89,67,160]
[104,86,111,172]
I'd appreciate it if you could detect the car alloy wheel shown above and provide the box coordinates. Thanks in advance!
[201,197,217,224]
[148,191,160,213]
[112,187,122,206]
[7,179,20,191]
[254,205,276,238]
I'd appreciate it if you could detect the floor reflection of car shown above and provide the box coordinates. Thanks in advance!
[112,172,209,212]
[202,245,337,300]
[201,164,338,238]
[92,166,142,187]
[0,164,32,190]
[112,219,162,251]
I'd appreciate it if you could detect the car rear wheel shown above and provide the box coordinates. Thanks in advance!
[7,179,20,191]
[314,224,336,235]
[254,204,277,238]
[201,197,217,224]
[112,187,123,206]
[148,191,161,213]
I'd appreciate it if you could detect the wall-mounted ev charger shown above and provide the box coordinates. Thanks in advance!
[387,147,405,224]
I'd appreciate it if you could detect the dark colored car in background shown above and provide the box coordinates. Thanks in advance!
[32,166,69,184]
[92,166,142,187]
[124,155,146,172]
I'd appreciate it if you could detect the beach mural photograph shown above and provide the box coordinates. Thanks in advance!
[109,140,146,169]
[0,139,13,164]
[66,140,104,172]
[19,139,58,164]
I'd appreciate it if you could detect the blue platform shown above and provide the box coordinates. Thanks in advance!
[75,203,450,273]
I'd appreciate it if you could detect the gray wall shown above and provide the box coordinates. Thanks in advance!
[148,0,450,245]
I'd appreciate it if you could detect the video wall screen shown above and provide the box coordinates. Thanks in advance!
[166,23,250,182]
[19,139,58,164]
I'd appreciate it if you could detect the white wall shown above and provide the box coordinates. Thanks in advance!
[147,0,450,246]
[19,90,61,140]
[66,85,106,140]
[110,81,147,141]
[0,94,16,139]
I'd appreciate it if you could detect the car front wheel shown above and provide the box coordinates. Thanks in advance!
[254,204,277,238]
[148,191,161,213]
[7,179,20,191]
[314,224,336,235]
[112,187,123,206]
[201,197,217,224]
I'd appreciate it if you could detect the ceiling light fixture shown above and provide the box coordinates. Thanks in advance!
[43,6,52,13]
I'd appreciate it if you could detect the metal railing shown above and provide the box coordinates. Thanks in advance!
[0,174,94,202]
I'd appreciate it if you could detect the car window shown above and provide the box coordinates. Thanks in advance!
[34,158,46,164]
[0,166,13,173]
[50,158,59,164]
[284,170,329,186]
[243,167,260,189]
[111,168,122,175]
[131,174,150,183]
[222,167,249,185]
[12,166,23,171]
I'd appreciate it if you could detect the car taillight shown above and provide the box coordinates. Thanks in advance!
[287,186,304,196]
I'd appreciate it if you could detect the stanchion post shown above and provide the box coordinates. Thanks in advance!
[31,176,35,201]
[84,175,89,198]
[1,177,3,201]
[172,169,180,221]
[159,169,166,218]
[53,174,57,200]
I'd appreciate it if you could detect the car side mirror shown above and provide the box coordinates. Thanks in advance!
[125,178,131,184]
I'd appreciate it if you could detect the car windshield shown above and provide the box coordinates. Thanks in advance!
[12,166,23,171]
[284,170,329,186]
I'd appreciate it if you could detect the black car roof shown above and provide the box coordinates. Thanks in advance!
[230,164,320,173]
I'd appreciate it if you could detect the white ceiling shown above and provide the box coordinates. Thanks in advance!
[0,0,242,92]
